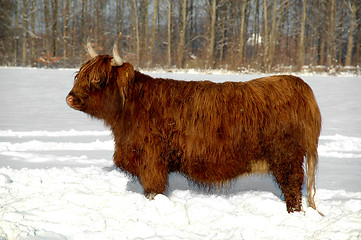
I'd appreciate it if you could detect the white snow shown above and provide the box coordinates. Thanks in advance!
[0,129,110,137]
[0,67,360,240]
[0,139,113,152]
[319,135,361,158]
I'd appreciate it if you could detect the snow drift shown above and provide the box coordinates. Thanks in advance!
[1,166,361,240]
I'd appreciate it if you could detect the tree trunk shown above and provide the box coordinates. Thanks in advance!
[149,0,158,66]
[140,0,148,65]
[345,0,356,66]
[167,0,172,68]
[80,0,86,48]
[3,0,12,65]
[14,1,18,65]
[30,0,35,66]
[309,0,317,66]
[44,0,50,60]
[326,0,336,68]
[355,5,361,68]
[267,0,278,69]
[208,0,217,69]
[63,0,69,67]
[297,0,307,71]
[177,0,187,68]
[70,0,78,61]
[52,0,58,57]
[318,1,326,66]
[133,0,140,66]
[116,0,124,42]
[22,0,27,66]
[95,0,105,50]
[219,4,227,64]
[189,0,196,54]
[239,0,248,65]
[252,0,260,67]
[262,0,269,71]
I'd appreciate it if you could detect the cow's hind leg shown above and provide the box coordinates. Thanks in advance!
[272,155,304,213]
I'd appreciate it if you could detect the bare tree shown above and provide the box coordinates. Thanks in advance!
[116,0,125,47]
[0,0,359,72]
[167,0,172,68]
[63,0,69,66]
[317,0,326,66]
[133,0,140,66]
[239,0,248,65]
[345,0,357,66]
[139,0,149,65]
[22,0,28,66]
[51,0,58,57]
[262,0,269,71]
[14,1,19,65]
[30,0,35,66]
[80,0,87,48]
[267,0,279,69]
[44,0,50,59]
[70,1,78,61]
[149,0,158,66]
[251,0,261,66]
[355,3,361,68]
[326,0,336,68]
[0,1,12,65]
[95,0,106,50]
[297,0,307,71]
[218,2,228,64]
[207,0,217,69]
[177,0,187,68]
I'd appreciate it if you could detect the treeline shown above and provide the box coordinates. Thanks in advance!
[0,0,360,73]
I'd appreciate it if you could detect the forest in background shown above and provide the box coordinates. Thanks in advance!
[0,0,360,73]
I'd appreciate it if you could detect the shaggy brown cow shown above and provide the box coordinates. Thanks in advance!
[66,35,321,213]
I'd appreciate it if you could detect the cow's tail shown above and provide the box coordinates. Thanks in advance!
[306,147,318,210]
[306,148,324,216]
[302,78,322,215]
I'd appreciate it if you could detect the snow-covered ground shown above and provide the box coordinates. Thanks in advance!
[0,67,360,240]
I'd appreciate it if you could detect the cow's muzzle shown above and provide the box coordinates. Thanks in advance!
[66,95,75,107]
[66,92,87,111]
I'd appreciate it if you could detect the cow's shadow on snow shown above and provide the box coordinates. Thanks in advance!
[104,166,313,202]
[113,167,284,199]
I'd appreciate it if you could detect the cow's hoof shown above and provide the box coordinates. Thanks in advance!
[145,192,157,200]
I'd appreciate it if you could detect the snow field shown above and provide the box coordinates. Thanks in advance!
[1,166,361,240]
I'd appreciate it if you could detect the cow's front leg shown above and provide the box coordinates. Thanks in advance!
[138,161,169,200]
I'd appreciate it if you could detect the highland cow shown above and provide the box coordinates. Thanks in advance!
[66,34,321,213]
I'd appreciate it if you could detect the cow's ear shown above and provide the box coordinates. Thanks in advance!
[116,63,135,105]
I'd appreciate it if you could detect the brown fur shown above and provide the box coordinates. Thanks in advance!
[67,55,321,213]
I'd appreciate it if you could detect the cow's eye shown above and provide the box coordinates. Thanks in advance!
[91,76,107,89]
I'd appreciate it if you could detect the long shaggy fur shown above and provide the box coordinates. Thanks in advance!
[67,55,322,213]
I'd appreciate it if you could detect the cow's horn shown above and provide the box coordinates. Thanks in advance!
[87,36,98,58]
[111,32,124,66]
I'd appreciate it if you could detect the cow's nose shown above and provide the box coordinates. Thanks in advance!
[66,95,74,106]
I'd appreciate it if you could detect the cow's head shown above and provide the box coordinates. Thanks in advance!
[66,33,135,119]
